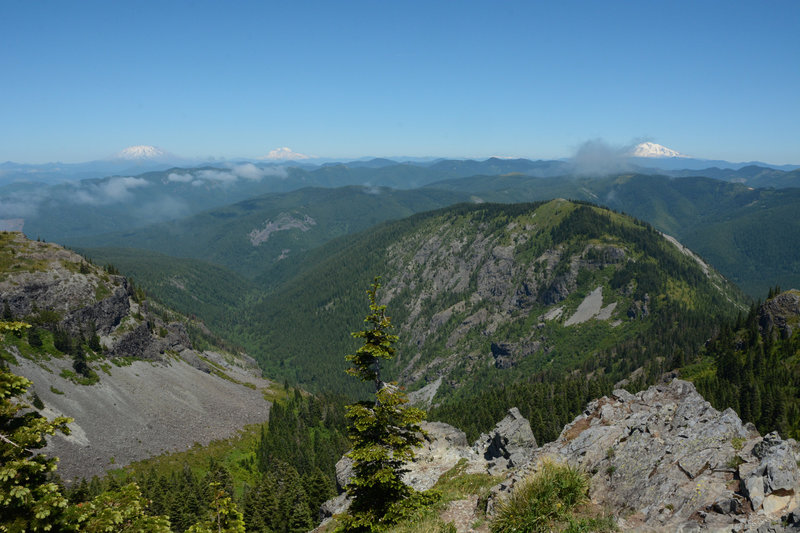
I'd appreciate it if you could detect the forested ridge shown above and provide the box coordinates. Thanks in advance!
[4,196,800,530]
[688,290,800,439]
[5,283,800,531]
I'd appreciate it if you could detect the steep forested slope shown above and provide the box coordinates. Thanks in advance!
[428,173,800,296]
[237,200,745,439]
[71,247,255,334]
[684,289,800,439]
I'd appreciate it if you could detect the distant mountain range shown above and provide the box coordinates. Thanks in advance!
[3,151,800,298]
[2,143,797,187]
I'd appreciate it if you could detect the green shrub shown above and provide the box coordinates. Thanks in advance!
[28,327,43,348]
[490,461,588,533]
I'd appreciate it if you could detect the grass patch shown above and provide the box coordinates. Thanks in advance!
[2,329,52,362]
[106,423,264,499]
[50,385,64,395]
[261,383,289,403]
[678,358,716,382]
[111,356,138,366]
[94,283,112,300]
[59,367,100,385]
[490,461,615,533]
[0,346,18,365]
[434,459,501,503]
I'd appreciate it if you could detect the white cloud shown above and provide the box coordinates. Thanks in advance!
[569,139,632,177]
[196,169,239,184]
[187,164,287,186]
[167,172,194,183]
[68,177,150,205]
[233,163,267,180]
[0,194,42,217]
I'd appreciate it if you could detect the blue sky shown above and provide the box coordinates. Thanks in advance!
[1,1,798,164]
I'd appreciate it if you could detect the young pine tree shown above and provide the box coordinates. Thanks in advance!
[338,278,428,532]
[0,362,72,531]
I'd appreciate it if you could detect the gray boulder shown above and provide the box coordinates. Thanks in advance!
[742,431,800,515]
[335,455,353,493]
[759,290,800,339]
[473,407,537,474]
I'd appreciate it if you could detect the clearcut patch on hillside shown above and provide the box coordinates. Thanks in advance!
[248,212,317,245]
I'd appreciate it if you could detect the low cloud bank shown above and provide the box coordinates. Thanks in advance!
[0,163,290,223]
[569,138,642,176]
[167,163,287,186]
[66,177,150,205]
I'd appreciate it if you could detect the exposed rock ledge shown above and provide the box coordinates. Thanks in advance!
[322,380,800,532]
[491,379,800,532]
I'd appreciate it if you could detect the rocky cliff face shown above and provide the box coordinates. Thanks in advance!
[2,232,201,362]
[760,290,800,339]
[0,231,274,480]
[0,233,130,336]
[365,201,744,404]
[323,380,800,532]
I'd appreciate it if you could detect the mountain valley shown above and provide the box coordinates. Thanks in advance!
[3,156,800,532]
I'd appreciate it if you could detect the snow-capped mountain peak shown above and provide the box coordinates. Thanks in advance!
[259,147,312,161]
[114,145,169,160]
[630,142,685,158]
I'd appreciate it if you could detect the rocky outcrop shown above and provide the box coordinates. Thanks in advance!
[321,380,800,531]
[2,233,275,482]
[473,407,537,475]
[0,233,199,363]
[0,234,124,324]
[110,322,162,359]
[627,293,651,319]
[321,419,506,525]
[61,285,130,337]
[490,341,541,369]
[490,379,800,532]
[759,290,800,339]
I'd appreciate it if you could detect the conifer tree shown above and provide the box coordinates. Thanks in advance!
[187,482,245,533]
[338,278,427,532]
[1,353,72,531]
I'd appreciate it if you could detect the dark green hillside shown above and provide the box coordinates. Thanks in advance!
[429,173,800,297]
[591,176,800,297]
[239,201,745,427]
[73,247,255,333]
[683,290,800,439]
[668,165,800,188]
[72,186,468,278]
